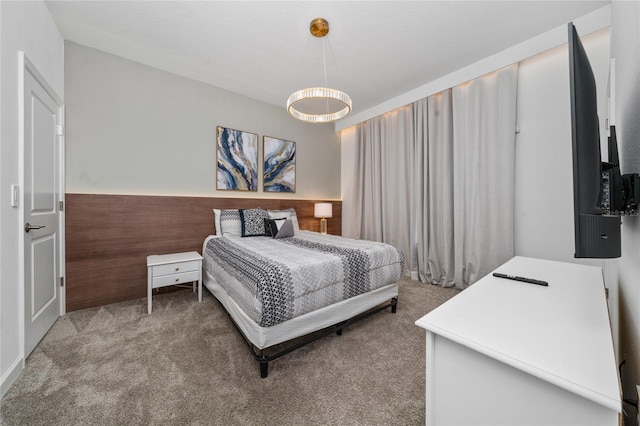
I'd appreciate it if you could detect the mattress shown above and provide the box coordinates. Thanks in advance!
[203,231,403,329]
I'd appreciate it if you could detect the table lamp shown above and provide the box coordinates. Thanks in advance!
[314,202,333,234]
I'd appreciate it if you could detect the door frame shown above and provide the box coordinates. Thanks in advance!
[18,51,65,362]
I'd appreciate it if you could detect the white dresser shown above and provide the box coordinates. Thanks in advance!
[415,256,621,425]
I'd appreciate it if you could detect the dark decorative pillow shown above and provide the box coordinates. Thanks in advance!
[264,218,287,237]
[274,219,294,239]
[240,208,269,237]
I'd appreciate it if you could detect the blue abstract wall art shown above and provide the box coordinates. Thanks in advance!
[216,126,258,191]
[263,136,296,193]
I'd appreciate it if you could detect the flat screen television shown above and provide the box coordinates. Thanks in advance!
[568,22,621,258]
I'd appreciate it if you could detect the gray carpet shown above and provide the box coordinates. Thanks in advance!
[1,278,459,425]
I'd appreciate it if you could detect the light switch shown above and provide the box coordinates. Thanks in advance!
[10,185,19,207]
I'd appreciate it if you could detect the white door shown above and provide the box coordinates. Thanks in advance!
[22,55,63,357]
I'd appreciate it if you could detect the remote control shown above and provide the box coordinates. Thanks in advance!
[492,272,548,287]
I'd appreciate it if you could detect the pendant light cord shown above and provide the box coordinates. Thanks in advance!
[322,38,329,113]
[322,38,329,87]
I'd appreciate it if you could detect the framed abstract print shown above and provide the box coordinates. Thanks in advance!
[216,126,258,191]
[263,136,296,193]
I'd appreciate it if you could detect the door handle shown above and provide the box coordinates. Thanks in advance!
[24,223,46,233]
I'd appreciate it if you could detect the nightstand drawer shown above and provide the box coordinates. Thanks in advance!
[152,260,200,277]
[152,270,200,288]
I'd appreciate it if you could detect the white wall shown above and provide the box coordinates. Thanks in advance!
[0,1,64,397]
[514,28,610,264]
[65,42,341,200]
[610,2,640,424]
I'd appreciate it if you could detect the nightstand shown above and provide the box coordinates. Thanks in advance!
[147,251,203,314]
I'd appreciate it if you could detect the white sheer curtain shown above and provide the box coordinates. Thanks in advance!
[414,91,456,286]
[352,64,518,288]
[354,105,416,274]
[452,65,519,286]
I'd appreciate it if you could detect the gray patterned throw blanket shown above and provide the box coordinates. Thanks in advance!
[204,231,403,327]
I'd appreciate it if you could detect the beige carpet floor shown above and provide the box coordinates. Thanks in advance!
[0,278,459,425]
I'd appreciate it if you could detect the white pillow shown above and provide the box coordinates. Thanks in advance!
[267,208,300,231]
[213,209,222,236]
[213,208,243,236]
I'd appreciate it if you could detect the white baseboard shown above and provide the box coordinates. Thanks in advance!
[1,356,24,398]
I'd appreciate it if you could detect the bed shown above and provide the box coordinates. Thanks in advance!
[202,208,403,377]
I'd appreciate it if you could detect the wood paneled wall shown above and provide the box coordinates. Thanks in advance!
[65,194,342,312]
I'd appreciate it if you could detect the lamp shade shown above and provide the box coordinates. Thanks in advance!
[314,202,333,218]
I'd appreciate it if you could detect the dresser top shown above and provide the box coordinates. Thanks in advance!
[415,256,621,412]
[147,251,202,266]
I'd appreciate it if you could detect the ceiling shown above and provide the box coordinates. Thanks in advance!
[45,1,609,120]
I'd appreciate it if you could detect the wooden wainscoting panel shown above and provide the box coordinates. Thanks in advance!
[65,194,342,311]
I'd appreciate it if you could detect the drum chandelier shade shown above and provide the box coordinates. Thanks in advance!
[287,87,352,123]
[287,18,352,123]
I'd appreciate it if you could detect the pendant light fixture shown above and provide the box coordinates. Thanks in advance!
[287,18,352,123]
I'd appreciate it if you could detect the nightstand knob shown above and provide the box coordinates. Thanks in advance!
[175,278,180,282]
[175,267,180,271]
